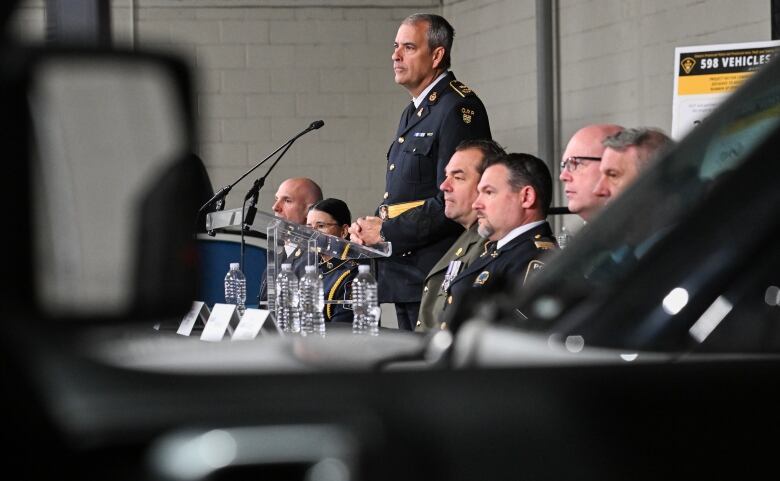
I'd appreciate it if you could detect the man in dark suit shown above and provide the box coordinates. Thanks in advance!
[440,153,557,330]
[349,13,492,330]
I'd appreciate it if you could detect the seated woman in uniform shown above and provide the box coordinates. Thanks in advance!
[305,198,360,323]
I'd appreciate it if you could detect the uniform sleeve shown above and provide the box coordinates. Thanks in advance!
[381,98,491,253]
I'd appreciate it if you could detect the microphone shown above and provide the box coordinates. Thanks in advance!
[197,120,325,214]
[243,120,324,203]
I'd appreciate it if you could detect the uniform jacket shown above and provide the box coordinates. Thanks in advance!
[416,224,488,332]
[377,71,492,303]
[319,256,360,324]
[440,221,557,329]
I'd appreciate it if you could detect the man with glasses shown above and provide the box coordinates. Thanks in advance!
[440,153,557,330]
[559,124,624,222]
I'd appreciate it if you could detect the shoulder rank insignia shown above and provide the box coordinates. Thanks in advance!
[449,80,475,97]
[523,260,545,285]
[474,270,490,286]
[534,235,556,250]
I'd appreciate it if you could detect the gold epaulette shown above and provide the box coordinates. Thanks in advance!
[533,234,557,250]
[449,80,475,97]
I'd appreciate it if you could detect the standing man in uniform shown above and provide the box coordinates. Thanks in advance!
[560,124,624,222]
[349,13,492,330]
[440,153,557,330]
[416,139,505,332]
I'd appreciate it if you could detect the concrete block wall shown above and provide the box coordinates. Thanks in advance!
[131,0,441,217]
[7,0,771,215]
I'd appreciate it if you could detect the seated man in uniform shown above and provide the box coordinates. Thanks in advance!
[259,177,323,303]
[416,138,506,332]
[440,152,557,330]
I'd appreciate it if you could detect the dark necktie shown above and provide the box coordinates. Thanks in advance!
[402,101,415,128]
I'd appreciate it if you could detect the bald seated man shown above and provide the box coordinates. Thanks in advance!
[272,177,323,224]
[259,177,323,303]
[559,124,623,222]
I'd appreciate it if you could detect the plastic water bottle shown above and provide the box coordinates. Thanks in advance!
[351,264,380,335]
[299,265,325,336]
[556,225,571,250]
[224,262,246,316]
[275,263,300,333]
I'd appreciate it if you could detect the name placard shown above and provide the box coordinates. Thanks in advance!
[176,301,211,336]
[231,308,271,341]
[200,303,241,342]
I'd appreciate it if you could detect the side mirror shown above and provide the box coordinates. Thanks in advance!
[1,46,205,321]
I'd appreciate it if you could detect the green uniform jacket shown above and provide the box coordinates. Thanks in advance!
[415,223,488,332]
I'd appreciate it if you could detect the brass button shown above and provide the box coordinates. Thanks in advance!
[447,295,453,304]
[383,192,389,199]
[389,163,395,171]
[398,136,405,143]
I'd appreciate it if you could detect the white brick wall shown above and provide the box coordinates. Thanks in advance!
[7,0,771,217]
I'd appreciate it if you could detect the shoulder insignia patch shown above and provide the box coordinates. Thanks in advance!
[474,270,490,286]
[449,80,475,97]
[523,260,545,285]
[461,107,475,124]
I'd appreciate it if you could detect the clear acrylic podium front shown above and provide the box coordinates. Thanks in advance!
[206,208,391,313]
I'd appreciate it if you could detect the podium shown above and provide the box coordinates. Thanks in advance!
[206,208,391,313]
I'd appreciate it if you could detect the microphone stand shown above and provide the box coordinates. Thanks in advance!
[197,119,324,237]
[197,137,296,216]
[233,120,325,302]
[240,139,296,274]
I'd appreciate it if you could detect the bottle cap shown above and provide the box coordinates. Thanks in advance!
[281,263,292,270]
[305,265,316,273]
[230,262,240,270]
[358,264,371,273]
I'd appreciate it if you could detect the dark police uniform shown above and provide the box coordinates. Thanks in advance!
[319,256,360,324]
[258,244,308,304]
[439,222,557,330]
[377,71,492,330]
[416,223,488,332]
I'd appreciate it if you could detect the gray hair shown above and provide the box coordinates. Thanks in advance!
[402,13,455,71]
[602,127,674,171]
